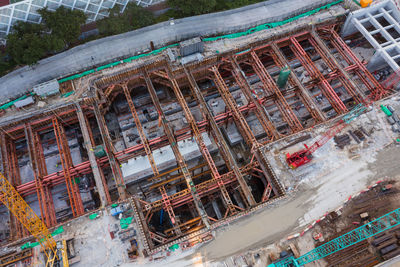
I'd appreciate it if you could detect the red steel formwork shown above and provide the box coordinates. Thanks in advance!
[0,26,388,247]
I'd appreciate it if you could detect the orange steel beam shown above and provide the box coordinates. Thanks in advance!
[121,82,179,229]
[140,162,257,212]
[308,33,364,104]
[269,43,326,123]
[143,70,211,229]
[52,117,84,217]
[211,66,257,148]
[166,67,240,217]
[211,66,260,205]
[25,124,56,228]
[288,37,348,114]
[324,28,388,101]
[184,67,257,207]
[229,56,280,140]
[35,131,57,226]
[250,51,303,132]
[1,134,27,240]
[93,104,128,200]
[122,83,159,177]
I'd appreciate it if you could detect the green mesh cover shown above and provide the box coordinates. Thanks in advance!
[57,1,343,84]
[277,67,291,89]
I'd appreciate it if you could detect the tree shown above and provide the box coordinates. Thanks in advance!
[168,0,217,16]
[38,6,86,47]
[97,4,154,36]
[124,3,155,29]
[6,22,49,65]
[97,5,131,36]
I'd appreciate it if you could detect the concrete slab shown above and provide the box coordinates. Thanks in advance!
[121,132,217,184]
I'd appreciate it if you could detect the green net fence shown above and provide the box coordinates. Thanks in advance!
[57,0,343,84]
[20,226,64,250]
[1,1,344,113]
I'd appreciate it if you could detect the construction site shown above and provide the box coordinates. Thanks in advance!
[0,0,400,266]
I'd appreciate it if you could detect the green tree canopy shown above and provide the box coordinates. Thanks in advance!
[97,4,154,36]
[6,22,50,65]
[97,5,131,35]
[124,3,155,29]
[38,6,86,47]
[168,0,217,16]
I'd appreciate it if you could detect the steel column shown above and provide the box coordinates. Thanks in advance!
[166,67,240,217]
[52,117,84,217]
[76,105,110,207]
[25,124,56,227]
[93,104,127,200]
[288,37,348,114]
[250,51,303,132]
[184,66,256,207]
[143,70,211,229]
[211,66,257,148]
[269,43,326,123]
[230,57,280,140]
[122,82,180,232]
[309,32,365,103]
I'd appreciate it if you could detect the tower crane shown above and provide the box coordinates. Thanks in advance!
[0,171,68,266]
[269,208,400,267]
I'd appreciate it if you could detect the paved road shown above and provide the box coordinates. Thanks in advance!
[0,0,331,104]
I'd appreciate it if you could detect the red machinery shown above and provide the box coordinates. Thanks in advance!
[381,70,400,92]
[286,103,367,169]
[286,67,400,169]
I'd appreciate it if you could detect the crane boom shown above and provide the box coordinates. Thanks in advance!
[0,172,56,258]
[269,208,400,267]
[286,103,367,169]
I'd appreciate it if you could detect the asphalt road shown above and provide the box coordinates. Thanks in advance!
[0,0,330,104]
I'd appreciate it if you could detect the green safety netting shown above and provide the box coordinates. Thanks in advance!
[20,226,64,250]
[57,0,343,84]
[61,91,74,98]
[204,0,343,42]
[120,217,133,229]
[51,226,64,236]
[276,67,291,89]
[89,213,99,220]
[0,92,35,110]
[169,244,179,251]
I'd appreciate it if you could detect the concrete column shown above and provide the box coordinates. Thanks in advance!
[76,105,109,207]
[211,199,222,220]
[93,103,127,200]
[233,192,245,209]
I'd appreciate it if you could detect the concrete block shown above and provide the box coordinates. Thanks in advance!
[33,79,60,97]
[14,96,34,108]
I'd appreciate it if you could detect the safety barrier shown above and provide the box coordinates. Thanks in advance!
[57,0,343,84]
